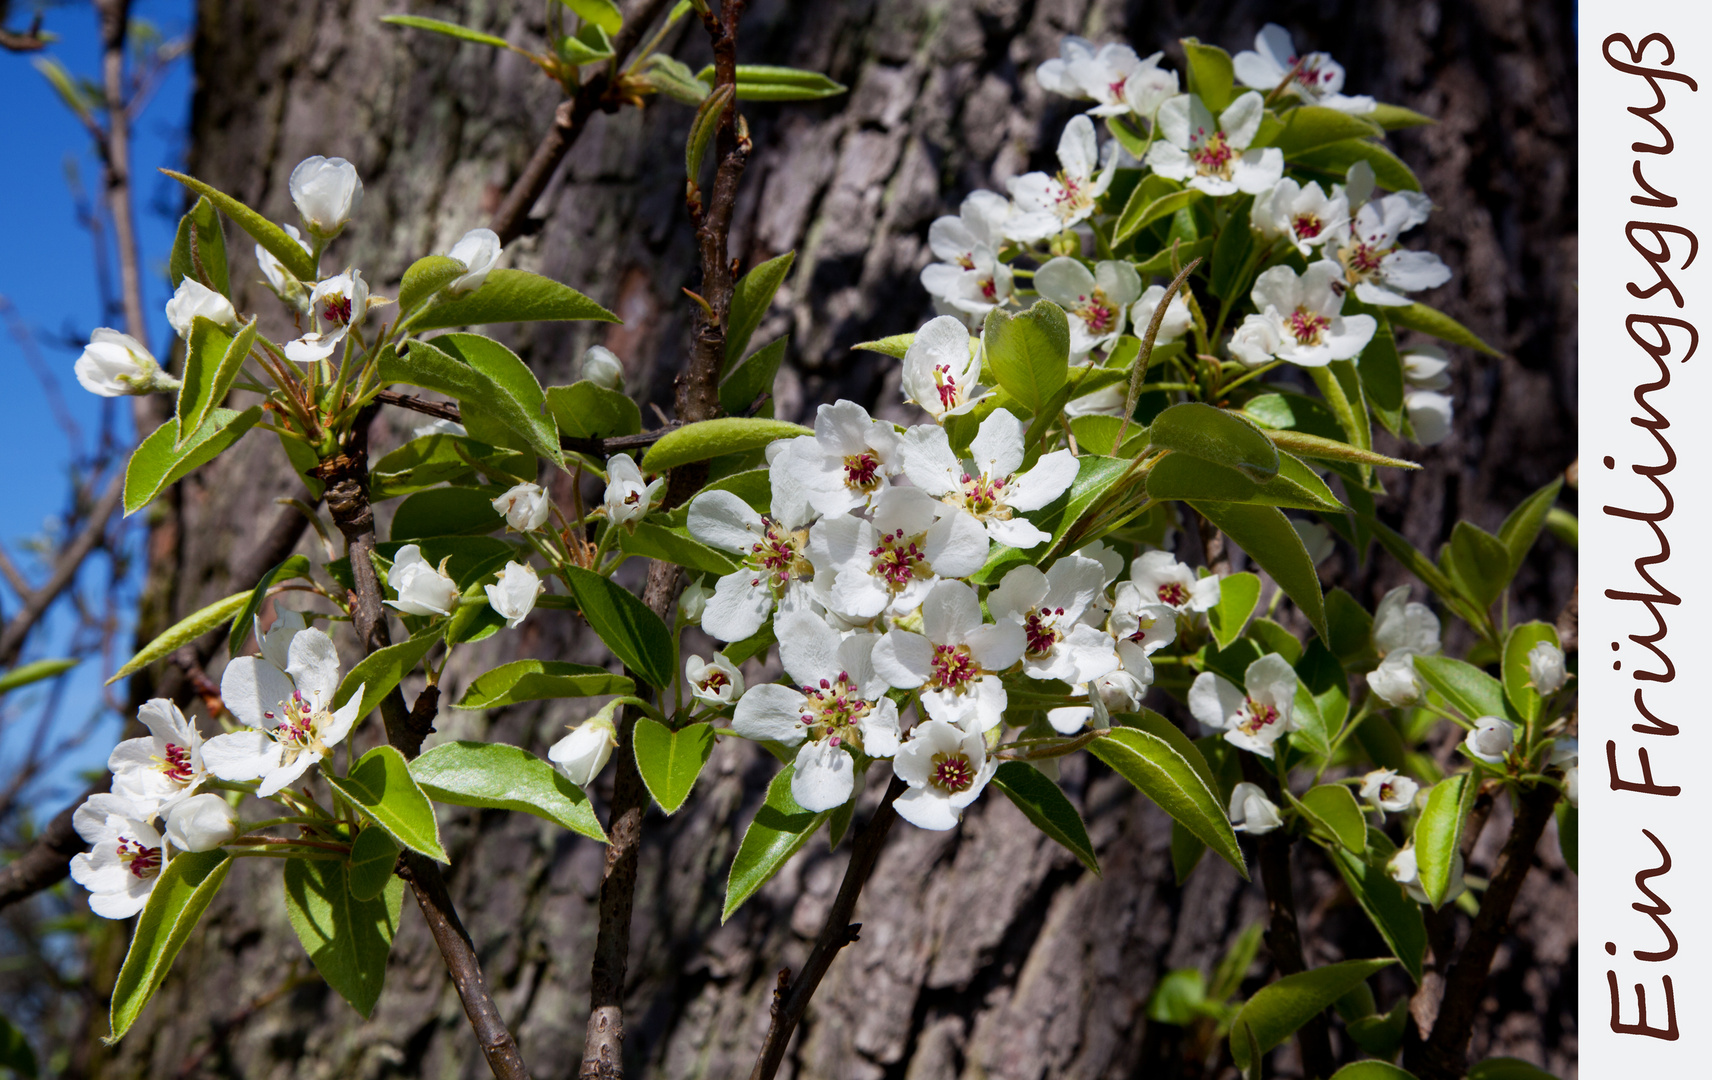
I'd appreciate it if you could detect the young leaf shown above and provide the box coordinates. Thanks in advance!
[695,63,848,101]
[397,254,468,314]
[1502,621,1560,725]
[616,522,740,576]
[1296,784,1366,853]
[380,14,516,50]
[1413,772,1475,907]
[1387,301,1502,357]
[850,333,913,359]
[981,301,1070,415]
[1411,654,1511,722]
[1497,476,1563,577]
[1324,588,1377,669]
[720,335,788,416]
[562,566,675,689]
[382,341,562,468]
[639,417,811,473]
[454,659,634,708]
[1290,139,1421,193]
[160,169,318,283]
[632,719,717,814]
[1272,106,1383,156]
[282,857,404,1018]
[1192,502,1327,640]
[125,406,265,516]
[168,196,230,295]
[429,334,560,465]
[725,252,795,367]
[723,765,829,921]
[1329,1062,1416,1080]
[1145,453,1344,513]
[0,657,80,695]
[561,0,621,34]
[1246,617,1303,666]
[108,589,250,684]
[1114,187,1202,245]
[176,317,257,447]
[334,623,445,722]
[686,83,734,180]
[409,268,617,332]
[546,380,643,441]
[1445,521,1511,611]
[326,745,448,862]
[990,761,1100,876]
[107,850,233,1042]
[1267,429,1419,470]
[1208,572,1261,650]
[227,553,313,656]
[410,740,608,842]
[1328,827,1427,984]
[347,826,402,902]
[1227,958,1396,1072]
[1088,720,1247,878]
[1149,403,1280,481]
[1146,968,1211,1025]
[558,22,614,64]
[1182,39,1236,112]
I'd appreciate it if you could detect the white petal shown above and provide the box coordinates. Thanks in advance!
[985,516,1053,549]
[1220,92,1266,149]
[922,581,982,645]
[1057,115,1099,179]
[899,425,962,495]
[201,730,282,782]
[969,409,1027,480]
[733,684,810,745]
[1006,450,1078,511]
[872,630,933,688]
[895,787,963,830]
[1033,257,1096,307]
[778,611,842,687]
[285,627,342,704]
[1188,671,1245,731]
[923,509,990,577]
[686,490,764,553]
[792,742,855,812]
[702,572,773,642]
[257,750,321,797]
[966,620,1026,672]
[220,656,294,730]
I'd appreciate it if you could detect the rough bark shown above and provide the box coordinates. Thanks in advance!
[89,0,1576,1077]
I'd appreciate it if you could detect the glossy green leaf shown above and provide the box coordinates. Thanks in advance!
[557,21,613,64]
[1324,588,1377,669]
[409,268,616,331]
[1149,403,1279,481]
[370,434,532,499]
[1290,138,1421,193]
[720,335,787,416]
[850,332,913,359]
[1267,429,1417,471]
[383,342,559,468]
[1330,1062,1416,1080]
[1445,521,1511,611]
[1468,1059,1561,1080]
[1290,679,1332,760]
[1089,719,1246,878]
[695,63,848,101]
[1273,106,1382,156]
[1330,827,1427,983]
[639,417,810,473]
[1228,958,1396,1071]
[1183,40,1235,113]
[1369,102,1435,130]
[991,761,1100,876]
[546,380,642,442]
[1346,998,1411,1059]
[982,300,1070,414]
[108,589,249,684]
[1145,452,1344,512]
[1297,783,1366,853]
[1412,654,1510,722]
[326,745,446,862]
[0,657,79,694]
[392,485,505,540]
[1369,517,1462,607]
[1115,186,1202,245]
[436,334,561,462]
[455,658,634,709]
[723,765,829,921]
[1497,477,1563,577]
[1387,301,1501,356]
[561,0,621,33]
[1502,622,1560,725]
[227,553,313,656]
[161,169,317,283]
[1208,572,1261,651]
[108,850,233,1042]
[168,195,230,296]
[397,255,468,314]
[686,83,733,179]
[1192,501,1327,640]
[726,252,795,366]
[1146,968,1212,1025]
[633,719,717,814]
[381,13,513,49]
[563,566,675,689]
[282,857,404,1018]
[173,314,253,442]
[1413,772,1474,907]
[333,623,445,721]
[124,406,264,516]
[616,522,739,576]
[1068,414,1147,458]
[410,740,607,842]
[1247,617,1303,666]
[347,826,402,902]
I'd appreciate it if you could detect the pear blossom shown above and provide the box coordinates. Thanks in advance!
[679,578,713,623]
[69,794,168,919]
[1228,317,1283,369]
[1365,586,1441,706]
[1528,641,1568,694]
[732,614,901,812]
[921,192,1015,322]
[872,580,1026,733]
[1252,178,1348,256]
[1292,519,1335,564]
[163,793,239,853]
[1089,639,1159,715]
[1189,653,1298,758]
[1330,191,1453,306]
[1075,540,1126,626]
[1146,92,1283,197]
[257,608,308,672]
[202,627,364,797]
[1004,115,1116,242]
[1552,739,1579,807]
[492,481,553,533]
[1107,588,1179,658]
[922,247,1015,324]
[485,562,542,628]
[1402,345,1452,391]
[891,719,997,830]
[109,698,207,820]
[550,707,617,787]
[603,454,663,529]
[775,400,902,516]
[1405,390,1454,446]
[1359,768,1420,813]
[808,485,988,621]
[1034,257,1142,358]
[1122,63,1181,121]
[900,315,988,420]
[1465,716,1517,764]
[1130,284,1193,344]
[446,227,501,295]
[386,544,460,617]
[581,345,625,390]
[899,409,1079,550]
[1388,844,1466,905]
[289,155,363,238]
[1037,37,1172,118]
[685,484,815,642]
[284,270,369,363]
[75,328,177,397]
[413,417,468,438]
[1230,262,1377,368]
[989,557,1120,684]
[165,278,239,341]
[686,652,744,705]
[1233,24,1375,114]
[257,224,313,310]
[1122,550,1220,614]
[1228,781,1283,835]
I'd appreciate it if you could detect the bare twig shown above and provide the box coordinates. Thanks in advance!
[0,471,125,668]
[0,774,111,909]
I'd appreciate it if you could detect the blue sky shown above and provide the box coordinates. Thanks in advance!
[2,0,193,816]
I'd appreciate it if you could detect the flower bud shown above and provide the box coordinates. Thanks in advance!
[581,345,624,390]
[164,793,239,853]
[385,544,461,617]
[1365,652,1423,707]
[1527,641,1568,695]
[258,225,314,313]
[75,329,178,398]
[549,704,619,787]
[1291,519,1335,565]
[1564,766,1578,808]
[165,279,240,341]
[491,482,552,533]
[1358,768,1419,813]
[679,579,713,623]
[284,270,370,364]
[485,562,543,629]
[1387,844,1466,905]
[289,155,363,238]
[1228,781,1282,835]
[446,228,502,295]
[686,652,744,705]
[603,454,662,530]
[1464,716,1516,764]
[1405,389,1453,446]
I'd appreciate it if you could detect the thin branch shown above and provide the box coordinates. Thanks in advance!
[0,471,125,667]
[0,774,111,909]
[748,776,906,1080]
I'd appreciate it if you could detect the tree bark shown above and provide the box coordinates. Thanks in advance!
[94,0,1576,1077]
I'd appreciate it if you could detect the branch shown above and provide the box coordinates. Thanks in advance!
[0,773,110,909]
[0,471,125,667]
[748,775,905,1080]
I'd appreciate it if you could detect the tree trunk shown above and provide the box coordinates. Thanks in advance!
[98,0,1577,1076]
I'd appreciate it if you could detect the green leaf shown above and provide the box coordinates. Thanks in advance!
[696,63,848,101]
[383,344,556,469]
[982,301,1070,414]
[282,857,404,1018]
[411,740,607,842]
[1088,718,1247,878]
[561,0,621,33]
[1068,414,1147,458]
[0,657,80,694]
[563,566,675,688]
[617,522,739,576]
[1368,518,1462,606]
[991,761,1100,876]
[124,406,264,516]
[721,335,787,416]
[168,196,230,296]
[1445,521,1511,611]
[546,380,642,442]
[397,254,469,314]
[1145,452,1344,513]
[1502,622,1560,725]
[1497,477,1563,577]
[1329,827,1427,984]
[1323,588,1376,669]
[557,22,613,64]
[1247,617,1303,666]
[228,554,313,656]
[380,14,514,49]
[0,1013,37,1078]
[1412,654,1511,722]
[334,623,446,721]
[1228,958,1396,1072]
[409,268,616,332]
[371,434,531,499]
[176,317,256,447]
[1356,310,1406,429]
[388,486,503,541]
[108,850,233,1042]
[161,169,317,283]
[1208,572,1261,651]
[686,82,733,179]
[347,826,402,902]
[1146,968,1210,1025]
[1556,804,1577,874]
[1209,196,1257,301]
[1413,772,1474,907]
[1330,1062,1416,1080]
[850,332,913,359]
[1149,403,1279,481]
[723,765,828,921]
[725,252,795,367]
[109,589,249,684]
[1183,41,1235,113]
[1267,428,1418,470]
[1346,998,1411,1060]
[1273,106,1383,156]
[455,659,633,709]
[1467,1058,1561,1080]
[433,333,561,463]
[1369,103,1435,130]
[326,745,447,862]
[1192,502,1327,640]
[1114,186,1202,245]
[1290,139,1421,193]
[639,417,810,473]
[632,719,717,814]
[1387,301,1501,356]
[1297,784,1366,853]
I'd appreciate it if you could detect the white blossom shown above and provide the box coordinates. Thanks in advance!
[1228,781,1283,835]
[1189,653,1298,758]
[900,315,988,420]
[921,192,1015,323]
[1130,284,1193,344]
[485,562,542,628]
[446,227,502,295]
[289,155,363,238]
[899,409,1078,550]
[1230,262,1377,368]
[75,328,176,397]
[776,400,902,517]
[492,481,553,533]
[679,578,713,623]
[109,698,206,821]
[989,556,1120,683]
[202,627,364,797]
[163,793,239,853]
[549,708,617,787]
[1405,390,1454,446]
[603,453,663,530]
[257,608,308,672]
[1146,92,1283,197]
[1292,519,1335,564]
[1465,716,1517,764]
[1528,641,1568,695]
[1034,257,1142,358]
[686,652,745,706]
[1388,844,1466,905]
[581,345,625,390]
[69,794,167,919]
[257,223,313,310]
[807,485,988,622]
[1253,178,1348,256]
[685,483,814,642]
[1122,550,1220,614]
[1122,64,1181,121]
[1037,38,1172,117]
[1233,24,1375,113]
[1330,191,1453,306]
[1089,639,1159,715]
[1402,345,1451,391]
[891,718,997,830]
[284,270,369,363]
[1005,115,1116,242]
[165,278,239,341]
[872,580,1026,733]
[922,247,1014,325]
[1359,768,1420,813]
[413,417,467,438]
[1365,586,1441,706]
[1228,317,1283,369]
[385,544,460,617]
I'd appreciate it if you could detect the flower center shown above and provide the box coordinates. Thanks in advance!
[1378,781,1397,802]
[1128,610,1162,644]
[1341,241,1387,279]
[798,672,872,749]
[1286,307,1332,346]
[1106,77,1128,102]
[843,452,882,492]
[323,294,354,325]
[699,669,730,694]
[930,751,977,794]
[868,528,930,591]
[746,518,809,595]
[957,253,977,271]
[930,643,981,692]
[263,690,332,762]
[1073,289,1118,336]
[117,836,162,879]
[1052,172,1094,221]
[159,743,194,783]
[1023,608,1066,658]
[1291,212,1325,240]
[957,471,1008,518]
[1236,697,1281,736]
[932,362,963,411]
[1189,129,1235,178]
[1293,56,1331,89]
[980,274,998,302]
[1156,581,1190,607]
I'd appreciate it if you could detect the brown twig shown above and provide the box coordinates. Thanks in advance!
[0,471,125,668]
[0,773,111,909]
[748,775,906,1080]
